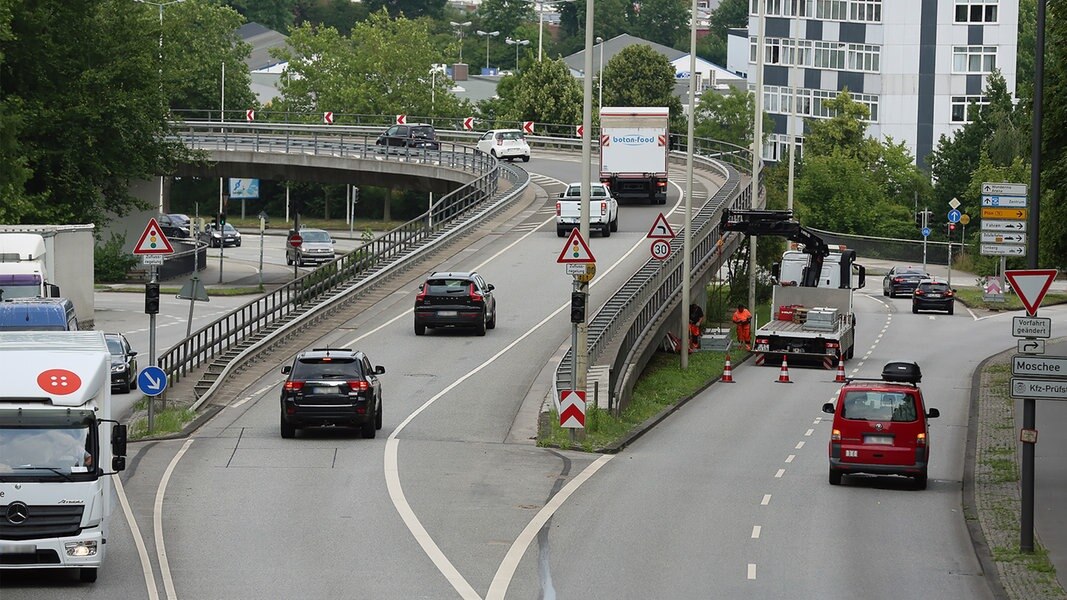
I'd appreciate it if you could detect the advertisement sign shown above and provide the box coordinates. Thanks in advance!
[229,178,260,199]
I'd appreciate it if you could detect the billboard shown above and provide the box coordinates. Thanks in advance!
[229,178,260,199]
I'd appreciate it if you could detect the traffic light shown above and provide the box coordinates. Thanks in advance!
[145,282,160,315]
[570,291,586,323]
[218,212,227,227]
[914,210,932,228]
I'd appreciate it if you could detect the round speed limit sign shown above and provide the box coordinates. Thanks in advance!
[650,239,671,260]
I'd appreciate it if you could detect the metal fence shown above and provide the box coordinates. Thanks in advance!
[808,227,963,266]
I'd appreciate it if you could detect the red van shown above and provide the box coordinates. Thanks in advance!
[822,361,940,489]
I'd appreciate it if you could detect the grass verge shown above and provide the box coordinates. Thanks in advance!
[128,404,197,440]
[96,285,264,296]
[956,288,1067,312]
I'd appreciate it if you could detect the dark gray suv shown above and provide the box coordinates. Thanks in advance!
[375,123,440,151]
[279,348,385,439]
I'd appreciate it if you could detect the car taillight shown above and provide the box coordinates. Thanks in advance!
[914,289,925,296]
[416,285,427,302]
[348,380,370,392]
[657,180,667,188]
[284,381,304,391]
[893,277,904,283]
[945,290,954,297]
[916,432,927,446]
[556,202,562,217]
[600,201,607,216]
[469,283,483,302]
[496,138,503,145]
[832,429,841,441]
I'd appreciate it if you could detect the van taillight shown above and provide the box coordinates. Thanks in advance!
[556,202,562,217]
[348,380,370,392]
[832,429,841,441]
[600,201,607,216]
[284,381,304,391]
[916,432,927,446]
[469,283,483,302]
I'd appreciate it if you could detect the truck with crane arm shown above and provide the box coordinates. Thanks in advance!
[720,209,866,365]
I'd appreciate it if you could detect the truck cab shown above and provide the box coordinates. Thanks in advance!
[0,233,59,300]
[775,248,866,290]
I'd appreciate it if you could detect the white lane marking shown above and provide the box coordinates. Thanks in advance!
[486,455,614,600]
[805,428,814,437]
[795,441,805,450]
[761,494,771,506]
[751,525,761,539]
[115,475,160,600]
[231,396,253,408]
[774,468,785,478]
[785,455,795,463]
[228,380,281,409]
[155,439,194,600]
[812,418,822,425]
[748,563,757,580]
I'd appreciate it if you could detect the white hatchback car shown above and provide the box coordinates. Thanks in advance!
[476,129,531,162]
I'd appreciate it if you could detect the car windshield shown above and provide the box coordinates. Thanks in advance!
[301,231,331,242]
[566,186,608,197]
[841,391,918,422]
[921,283,950,292]
[412,127,434,138]
[291,356,362,379]
[0,424,94,475]
[497,131,525,141]
[106,337,124,355]
[898,268,925,275]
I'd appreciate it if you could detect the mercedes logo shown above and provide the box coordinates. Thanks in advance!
[6,501,29,525]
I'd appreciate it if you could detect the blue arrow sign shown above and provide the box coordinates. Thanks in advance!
[948,209,962,224]
[922,227,931,238]
[137,366,168,397]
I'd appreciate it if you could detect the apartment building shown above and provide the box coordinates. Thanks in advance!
[728,0,1019,168]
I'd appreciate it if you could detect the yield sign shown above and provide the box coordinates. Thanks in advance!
[646,213,675,239]
[559,390,586,428]
[1005,269,1059,316]
[462,116,474,130]
[556,228,595,264]
[133,218,175,255]
[396,114,407,125]
[522,121,534,134]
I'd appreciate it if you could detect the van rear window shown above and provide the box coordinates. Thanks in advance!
[841,391,917,422]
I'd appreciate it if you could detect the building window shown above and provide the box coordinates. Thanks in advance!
[814,41,846,70]
[815,0,847,20]
[765,37,784,64]
[849,0,881,22]
[951,95,989,122]
[796,39,813,67]
[952,46,996,73]
[847,43,880,73]
[788,0,814,17]
[954,0,998,23]
[765,133,804,162]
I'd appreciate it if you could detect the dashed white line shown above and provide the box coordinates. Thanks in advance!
[748,563,757,579]
[805,428,814,437]
[761,494,771,506]
[785,454,795,463]
[751,525,762,539]
[795,441,805,449]
[774,468,786,478]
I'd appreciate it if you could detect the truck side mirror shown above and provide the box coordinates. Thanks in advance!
[855,265,866,290]
[47,283,61,298]
[112,456,126,472]
[111,423,128,458]
[771,262,780,281]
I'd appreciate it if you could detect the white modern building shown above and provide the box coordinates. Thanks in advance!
[728,0,1019,168]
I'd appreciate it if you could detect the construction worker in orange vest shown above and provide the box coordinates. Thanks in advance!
[732,304,752,351]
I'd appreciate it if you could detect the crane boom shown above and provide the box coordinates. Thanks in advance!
[720,209,831,287]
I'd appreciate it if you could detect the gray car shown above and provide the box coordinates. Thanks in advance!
[286,228,336,266]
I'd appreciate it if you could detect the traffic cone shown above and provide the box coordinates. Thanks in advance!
[721,353,735,383]
[834,354,847,383]
[776,354,793,384]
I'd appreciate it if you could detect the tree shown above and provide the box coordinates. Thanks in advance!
[693,86,771,149]
[295,0,367,35]
[631,0,689,49]
[1040,1,1067,268]
[558,0,636,58]
[601,44,682,125]
[801,90,878,161]
[363,0,447,20]
[496,58,583,125]
[794,151,886,234]
[696,0,746,65]
[477,0,533,39]
[226,0,296,33]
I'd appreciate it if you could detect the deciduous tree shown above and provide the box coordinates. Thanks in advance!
[601,44,682,126]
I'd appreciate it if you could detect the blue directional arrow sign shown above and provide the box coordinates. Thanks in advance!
[137,366,168,397]
[922,227,931,238]
[948,209,962,224]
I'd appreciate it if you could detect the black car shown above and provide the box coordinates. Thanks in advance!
[883,265,928,297]
[912,279,956,314]
[376,123,440,152]
[200,222,242,248]
[279,348,385,439]
[105,333,138,393]
[158,213,191,239]
[414,271,496,336]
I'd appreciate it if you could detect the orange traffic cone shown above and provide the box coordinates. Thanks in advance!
[721,354,735,383]
[776,354,793,384]
[834,354,847,383]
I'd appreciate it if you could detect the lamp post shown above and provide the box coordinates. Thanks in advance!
[535,0,573,62]
[596,36,604,113]
[135,0,185,214]
[476,30,500,73]
[450,21,471,63]
[506,37,530,71]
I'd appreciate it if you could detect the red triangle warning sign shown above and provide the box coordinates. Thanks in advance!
[556,228,596,263]
[647,213,675,239]
[1004,269,1059,316]
[133,218,175,255]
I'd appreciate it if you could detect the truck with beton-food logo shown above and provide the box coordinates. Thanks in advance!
[599,107,669,204]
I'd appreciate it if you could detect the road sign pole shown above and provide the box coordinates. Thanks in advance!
[922,207,928,273]
[148,265,157,434]
[570,280,579,446]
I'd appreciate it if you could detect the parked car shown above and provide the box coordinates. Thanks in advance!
[476,129,531,162]
[200,223,242,248]
[104,332,138,393]
[822,361,939,489]
[375,123,440,152]
[912,278,956,314]
[882,265,928,297]
[286,228,336,267]
[279,348,385,439]
[158,213,191,239]
[413,271,496,336]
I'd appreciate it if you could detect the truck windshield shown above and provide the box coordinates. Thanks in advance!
[0,424,97,478]
[0,274,44,300]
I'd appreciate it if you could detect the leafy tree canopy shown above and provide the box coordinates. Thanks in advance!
[631,0,689,49]
[477,0,533,39]
[693,85,771,149]
[601,44,682,124]
[495,58,583,125]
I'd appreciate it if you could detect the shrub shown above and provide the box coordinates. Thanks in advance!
[95,233,138,283]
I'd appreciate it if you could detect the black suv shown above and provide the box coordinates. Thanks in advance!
[375,123,440,152]
[883,265,928,297]
[912,278,956,314]
[279,348,385,439]
[105,332,138,394]
[414,271,496,336]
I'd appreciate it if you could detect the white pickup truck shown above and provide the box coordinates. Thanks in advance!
[555,182,619,238]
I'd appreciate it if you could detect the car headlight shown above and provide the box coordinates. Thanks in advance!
[112,364,126,373]
[212,232,221,238]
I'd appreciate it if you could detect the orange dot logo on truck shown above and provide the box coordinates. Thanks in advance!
[37,369,82,395]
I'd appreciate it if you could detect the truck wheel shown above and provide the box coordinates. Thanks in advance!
[280,413,296,439]
[829,469,842,486]
[610,216,619,232]
[557,227,566,237]
[602,224,611,237]
[80,568,98,583]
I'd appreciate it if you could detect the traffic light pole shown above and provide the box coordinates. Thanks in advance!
[921,207,928,273]
[147,266,157,433]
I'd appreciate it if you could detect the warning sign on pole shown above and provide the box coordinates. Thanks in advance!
[556,228,596,263]
[559,390,586,428]
[133,218,175,255]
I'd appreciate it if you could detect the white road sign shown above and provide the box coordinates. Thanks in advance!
[980,232,1026,244]
[1018,339,1046,354]
[982,182,1027,196]
[981,220,1027,232]
[1013,316,1052,339]
[981,195,1028,208]
[142,255,164,266]
[948,197,961,209]
[981,244,1026,256]
[1012,355,1067,377]
[1011,378,1067,400]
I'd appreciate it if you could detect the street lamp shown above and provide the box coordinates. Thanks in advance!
[506,37,530,71]
[450,21,471,63]
[596,36,604,113]
[135,0,186,214]
[534,0,574,62]
[476,30,500,73]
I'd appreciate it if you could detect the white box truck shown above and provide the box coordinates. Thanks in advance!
[599,107,669,205]
[0,233,59,300]
[0,331,128,583]
[0,225,95,328]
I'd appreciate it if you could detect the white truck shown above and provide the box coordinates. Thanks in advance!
[599,107,669,205]
[0,331,128,583]
[720,209,866,364]
[555,181,619,237]
[0,226,96,328]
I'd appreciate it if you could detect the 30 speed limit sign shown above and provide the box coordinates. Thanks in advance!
[650,239,671,260]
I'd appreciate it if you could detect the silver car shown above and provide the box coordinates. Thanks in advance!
[286,228,336,266]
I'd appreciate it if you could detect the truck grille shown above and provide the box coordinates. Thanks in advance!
[0,504,84,541]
